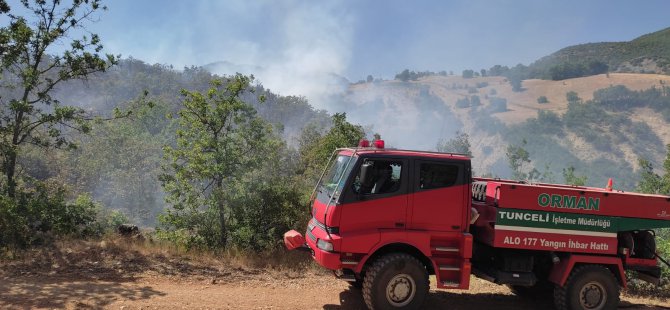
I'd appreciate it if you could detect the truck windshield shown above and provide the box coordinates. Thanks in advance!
[318,154,356,201]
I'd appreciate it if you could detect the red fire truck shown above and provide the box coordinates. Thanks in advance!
[284,140,670,310]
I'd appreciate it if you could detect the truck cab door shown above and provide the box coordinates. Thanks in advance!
[338,157,409,253]
[409,159,469,232]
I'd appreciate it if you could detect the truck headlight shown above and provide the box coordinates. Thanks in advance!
[316,239,333,252]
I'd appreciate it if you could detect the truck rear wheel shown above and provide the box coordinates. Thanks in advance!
[362,253,429,310]
[553,265,619,310]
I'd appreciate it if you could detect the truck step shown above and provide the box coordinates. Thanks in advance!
[441,281,460,287]
[434,246,459,253]
[438,265,461,271]
[341,260,359,266]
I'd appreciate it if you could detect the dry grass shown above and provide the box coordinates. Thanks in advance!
[0,235,327,283]
[413,73,670,125]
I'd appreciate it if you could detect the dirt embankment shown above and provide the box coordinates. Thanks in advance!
[1,239,669,309]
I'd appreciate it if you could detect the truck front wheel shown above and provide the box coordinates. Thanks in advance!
[362,253,429,310]
[553,264,620,310]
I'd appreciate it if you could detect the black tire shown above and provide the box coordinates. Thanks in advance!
[635,231,656,259]
[349,278,363,289]
[362,253,429,310]
[553,265,620,310]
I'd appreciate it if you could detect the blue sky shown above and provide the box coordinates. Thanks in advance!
[7,0,670,98]
[84,0,669,77]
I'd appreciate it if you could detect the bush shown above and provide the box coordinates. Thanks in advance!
[0,184,119,249]
[658,232,670,287]
[455,97,470,108]
[537,96,549,104]
[470,95,481,106]
[0,185,100,248]
[488,97,508,113]
[627,229,670,297]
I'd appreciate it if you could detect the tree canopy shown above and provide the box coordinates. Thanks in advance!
[159,75,276,249]
[0,0,118,197]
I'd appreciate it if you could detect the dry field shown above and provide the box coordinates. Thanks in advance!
[409,73,670,124]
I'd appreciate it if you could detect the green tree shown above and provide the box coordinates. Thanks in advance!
[462,69,474,78]
[69,97,168,225]
[566,91,581,104]
[395,69,410,82]
[509,76,523,92]
[506,139,532,180]
[298,113,365,182]
[0,0,118,197]
[159,75,276,249]
[226,146,304,250]
[562,166,588,186]
[437,131,472,156]
[637,145,670,195]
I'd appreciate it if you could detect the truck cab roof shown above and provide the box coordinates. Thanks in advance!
[338,147,471,162]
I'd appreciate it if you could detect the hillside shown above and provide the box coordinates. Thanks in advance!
[342,73,670,189]
[528,27,670,77]
[416,73,670,124]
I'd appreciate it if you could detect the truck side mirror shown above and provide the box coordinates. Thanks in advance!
[360,162,375,190]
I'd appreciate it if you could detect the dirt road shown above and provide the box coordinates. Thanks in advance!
[1,240,668,309]
[2,273,669,310]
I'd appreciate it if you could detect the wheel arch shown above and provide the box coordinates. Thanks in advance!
[357,242,434,276]
[548,254,626,288]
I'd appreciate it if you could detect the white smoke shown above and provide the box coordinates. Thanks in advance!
[203,2,354,109]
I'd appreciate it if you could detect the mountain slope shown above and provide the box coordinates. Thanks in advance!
[341,73,670,189]
[528,27,670,77]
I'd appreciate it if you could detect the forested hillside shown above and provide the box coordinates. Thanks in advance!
[527,27,670,79]
[22,58,338,230]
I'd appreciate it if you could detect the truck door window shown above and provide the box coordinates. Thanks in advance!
[353,159,403,195]
[419,163,459,190]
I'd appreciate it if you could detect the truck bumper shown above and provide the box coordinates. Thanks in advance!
[309,242,342,270]
[284,228,343,270]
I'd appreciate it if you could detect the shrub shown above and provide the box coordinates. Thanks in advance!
[488,97,508,113]
[476,82,489,88]
[470,95,481,106]
[537,96,549,104]
[455,97,470,108]
[0,184,118,249]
